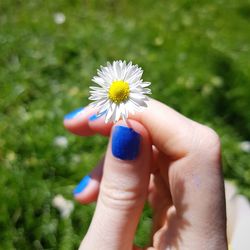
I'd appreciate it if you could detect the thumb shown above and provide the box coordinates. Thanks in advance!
[80,120,152,250]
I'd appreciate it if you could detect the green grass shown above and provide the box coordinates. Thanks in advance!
[0,0,250,248]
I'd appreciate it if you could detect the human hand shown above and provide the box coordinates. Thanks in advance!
[64,98,227,250]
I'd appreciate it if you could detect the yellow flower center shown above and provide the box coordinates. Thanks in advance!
[108,80,130,103]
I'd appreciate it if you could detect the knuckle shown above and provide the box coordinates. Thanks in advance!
[99,181,145,211]
[192,124,221,158]
[201,125,221,150]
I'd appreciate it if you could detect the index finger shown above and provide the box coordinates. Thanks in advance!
[64,98,195,158]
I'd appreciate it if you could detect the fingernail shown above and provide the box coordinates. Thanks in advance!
[73,175,91,195]
[89,111,107,122]
[88,114,99,122]
[112,126,141,160]
[64,107,84,120]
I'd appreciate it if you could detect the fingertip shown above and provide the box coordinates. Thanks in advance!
[88,114,113,136]
[63,106,96,136]
[73,177,100,204]
[73,158,104,204]
[73,175,92,195]
[64,107,85,120]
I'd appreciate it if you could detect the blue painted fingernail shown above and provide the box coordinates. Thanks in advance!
[112,126,141,160]
[89,111,107,122]
[89,114,99,121]
[64,107,84,120]
[73,175,91,195]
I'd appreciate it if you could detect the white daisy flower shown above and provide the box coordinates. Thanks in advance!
[53,12,66,24]
[52,195,74,218]
[89,60,151,123]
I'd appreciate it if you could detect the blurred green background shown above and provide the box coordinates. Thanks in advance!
[0,0,250,249]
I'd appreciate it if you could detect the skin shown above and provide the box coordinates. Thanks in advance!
[64,98,227,250]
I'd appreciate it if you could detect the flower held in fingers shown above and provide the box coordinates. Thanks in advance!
[89,60,151,123]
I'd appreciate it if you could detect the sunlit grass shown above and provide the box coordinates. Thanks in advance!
[0,0,250,248]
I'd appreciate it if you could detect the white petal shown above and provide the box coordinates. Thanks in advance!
[115,104,121,122]
[89,96,100,101]
[107,62,117,80]
[109,109,117,123]
[111,102,116,110]
[126,100,138,114]
[141,82,151,87]
[120,103,128,121]
[89,89,107,95]
[141,88,152,94]
[130,96,148,107]
[120,61,127,80]
[89,94,107,100]
[128,98,144,109]
[131,85,151,95]
[130,79,142,86]
[92,76,109,89]
[97,69,113,85]
[89,90,107,95]
[92,76,105,85]
[91,98,109,107]
[113,61,121,80]
[90,99,105,107]
[106,103,117,123]
[120,102,127,118]
[89,86,105,91]
[129,92,145,100]
[123,62,134,81]
[98,100,111,114]
[121,114,126,121]
[126,71,143,84]
[105,106,115,123]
